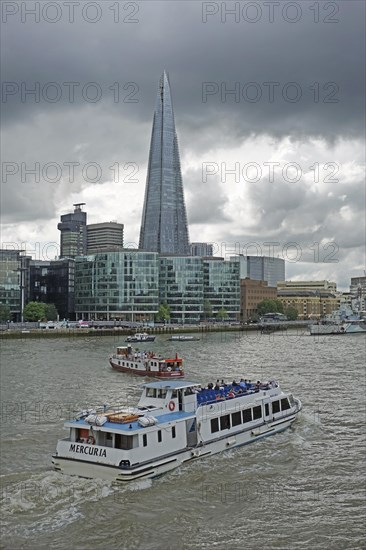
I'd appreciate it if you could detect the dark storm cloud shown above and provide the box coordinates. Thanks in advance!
[1,1,365,142]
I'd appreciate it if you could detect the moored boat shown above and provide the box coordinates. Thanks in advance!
[126,332,155,342]
[309,306,366,335]
[52,378,302,482]
[168,335,200,341]
[109,346,184,379]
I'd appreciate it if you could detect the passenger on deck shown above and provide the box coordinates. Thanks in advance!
[227,390,235,398]
[214,382,220,391]
[207,382,214,390]
[239,379,247,389]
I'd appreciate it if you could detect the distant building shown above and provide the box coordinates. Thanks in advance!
[277,280,337,293]
[231,255,285,287]
[240,279,277,322]
[86,222,124,254]
[277,290,338,319]
[203,258,240,322]
[139,71,190,255]
[58,203,87,258]
[190,243,213,257]
[350,276,366,312]
[29,259,75,319]
[0,249,30,321]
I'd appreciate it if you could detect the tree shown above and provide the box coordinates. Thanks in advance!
[0,304,10,322]
[284,306,298,320]
[216,308,228,321]
[257,299,284,316]
[203,299,213,320]
[45,303,58,321]
[23,302,46,322]
[155,303,170,323]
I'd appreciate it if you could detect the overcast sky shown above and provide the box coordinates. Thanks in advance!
[1,0,365,290]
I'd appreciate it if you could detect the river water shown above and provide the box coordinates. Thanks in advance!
[1,330,365,549]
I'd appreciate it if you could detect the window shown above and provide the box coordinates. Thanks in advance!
[157,389,167,399]
[265,403,269,416]
[253,406,262,420]
[157,430,162,443]
[211,418,219,433]
[172,426,176,438]
[220,415,231,430]
[143,434,147,447]
[242,409,252,423]
[115,434,133,450]
[231,411,242,427]
[146,388,157,398]
[281,398,290,411]
[272,401,280,414]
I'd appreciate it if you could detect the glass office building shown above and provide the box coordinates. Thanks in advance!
[0,250,30,321]
[203,259,240,319]
[232,255,285,288]
[75,250,159,320]
[139,72,190,255]
[159,256,204,324]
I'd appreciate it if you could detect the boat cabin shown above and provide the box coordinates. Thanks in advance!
[138,381,201,413]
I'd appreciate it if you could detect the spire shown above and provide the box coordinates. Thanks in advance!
[139,72,190,255]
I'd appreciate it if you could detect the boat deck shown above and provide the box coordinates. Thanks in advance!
[196,383,272,406]
[67,410,193,432]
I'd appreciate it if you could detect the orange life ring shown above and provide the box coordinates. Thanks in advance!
[168,401,175,412]
[87,436,95,445]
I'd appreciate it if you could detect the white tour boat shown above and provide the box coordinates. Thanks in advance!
[126,332,156,342]
[109,346,184,379]
[168,335,200,341]
[52,379,302,482]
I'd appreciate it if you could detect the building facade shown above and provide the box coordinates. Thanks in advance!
[203,258,240,321]
[29,259,75,320]
[190,243,214,257]
[240,279,278,321]
[350,276,366,312]
[139,72,190,255]
[277,280,337,293]
[231,256,285,288]
[277,290,338,319]
[75,250,159,321]
[0,249,30,321]
[86,222,124,254]
[58,203,87,259]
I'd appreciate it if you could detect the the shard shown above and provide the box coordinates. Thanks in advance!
[139,71,190,254]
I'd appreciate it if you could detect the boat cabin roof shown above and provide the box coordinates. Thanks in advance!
[141,380,199,390]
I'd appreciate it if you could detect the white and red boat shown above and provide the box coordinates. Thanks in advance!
[109,346,184,379]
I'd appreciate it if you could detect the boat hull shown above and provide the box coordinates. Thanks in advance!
[109,359,184,379]
[52,412,298,482]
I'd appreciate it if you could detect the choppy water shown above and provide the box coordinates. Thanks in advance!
[1,330,365,549]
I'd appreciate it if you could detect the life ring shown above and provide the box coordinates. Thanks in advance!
[87,436,95,445]
[168,401,175,411]
[167,367,172,372]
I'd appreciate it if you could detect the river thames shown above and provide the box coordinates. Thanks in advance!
[1,330,365,549]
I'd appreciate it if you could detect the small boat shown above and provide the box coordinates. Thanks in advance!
[126,332,156,342]
[52,378,301,482]
[109,345,184,379]
[168,335,200,341]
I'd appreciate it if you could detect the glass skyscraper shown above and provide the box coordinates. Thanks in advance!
[139,71,190,255]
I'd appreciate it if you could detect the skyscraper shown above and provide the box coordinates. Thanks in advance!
[139,71,190,254]
[58,203,87,258]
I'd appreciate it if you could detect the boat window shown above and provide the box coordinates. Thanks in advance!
[242,409,252,423]
[220,415,231,430]
[115,434,134,450]
[172,390,178,398]
[253,406,262,420]
[157,389,167,399]
[157,430,162,443]
[146,388,157,398]
[281,398,290,411]
[231,411,242,427]
[211,418,219,433]
[272,401,280,414]
[142,434,147,447]
[265,403,269,416]
[184,387,194,396]
[172,426,176,438]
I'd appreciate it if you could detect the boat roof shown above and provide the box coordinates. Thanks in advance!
[141,380,199,390]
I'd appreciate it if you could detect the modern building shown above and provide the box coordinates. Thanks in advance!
[190,243,214,257]
[350,276,366,312]
[0,249,30,321]
[74,250,159,321]
[240,279,278,322]
[159,256,204,324]
[58,203,87,258]
[231,255,285,288]
[277,280,337,293]
[29,259,75,320]
[139,71,190,255]
[86,222,124,254]
[203,258,240,322]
